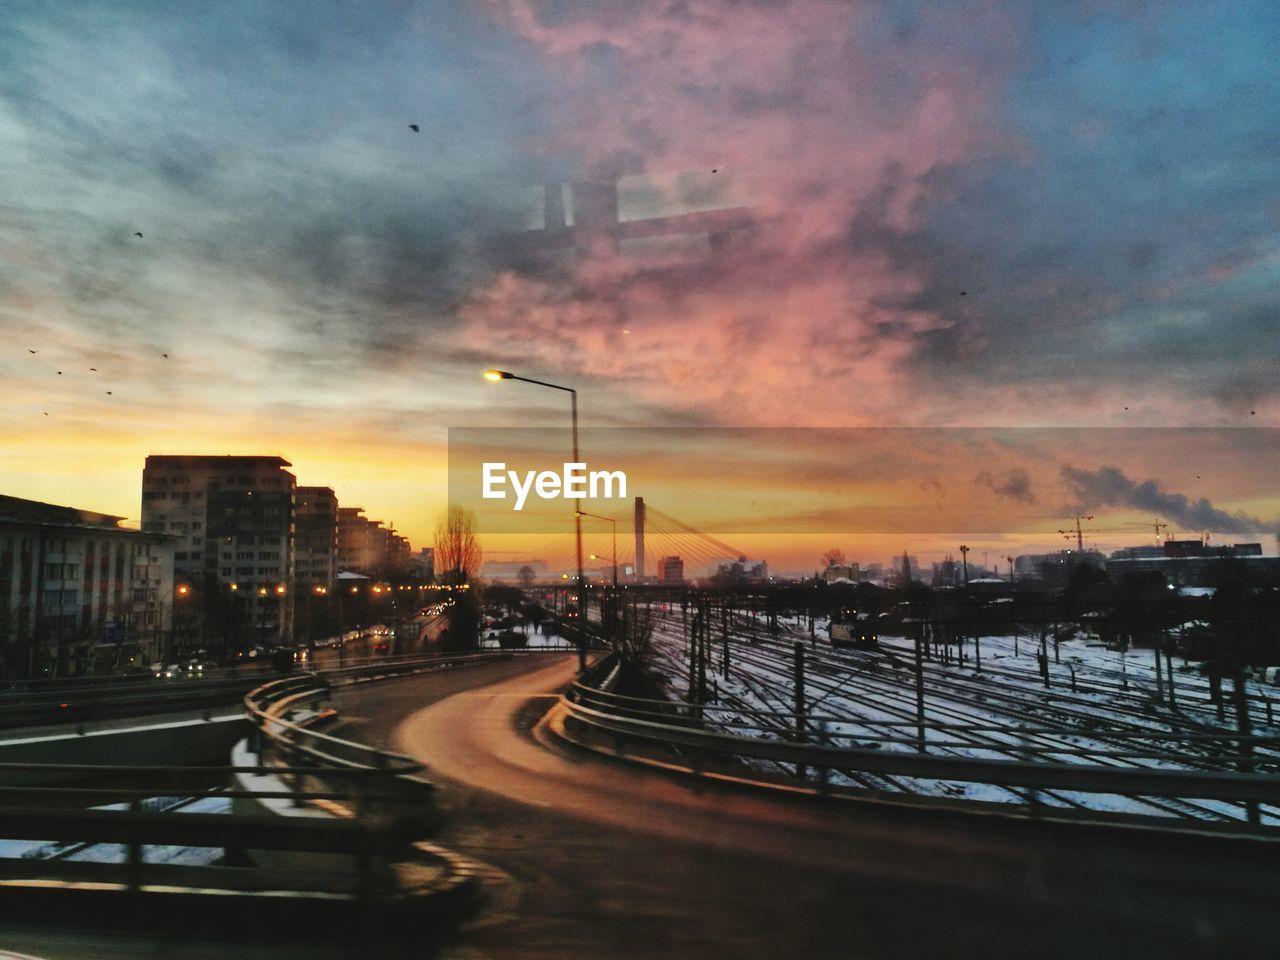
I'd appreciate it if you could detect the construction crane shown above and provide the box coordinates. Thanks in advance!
[1058,514,1096,552]
[1122,517,1168,545]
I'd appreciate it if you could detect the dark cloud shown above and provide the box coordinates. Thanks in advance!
[976,468,1035,504]
[1060,464,1274,535]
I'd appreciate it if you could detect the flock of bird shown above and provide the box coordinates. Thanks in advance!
[20,123,435,419]
[27,341,167,415]
[16,123,1265,422]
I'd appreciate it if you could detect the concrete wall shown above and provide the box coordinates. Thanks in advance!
[0,714,249,785]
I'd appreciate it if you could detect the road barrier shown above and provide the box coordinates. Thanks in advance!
[555,656,1280,837]
[0,649,524,931]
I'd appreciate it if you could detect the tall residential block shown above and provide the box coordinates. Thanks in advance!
[142,455,296,644]
[0,494,174,677]
[295,486,338,589]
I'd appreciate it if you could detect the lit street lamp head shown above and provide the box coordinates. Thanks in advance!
[484,369,513,381]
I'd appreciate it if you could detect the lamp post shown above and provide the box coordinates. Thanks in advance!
[275,583,287,645]
[485,369,585,669]
[584,512,618,651]
[581,511,618,587]
[257,586,269,644]
[172,583,191,664]
[958,545,970,586]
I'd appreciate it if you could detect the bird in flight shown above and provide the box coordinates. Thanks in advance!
[162,353,169,359]
[28,349,37,354]
[89,367,97,372]
[134,232,143,238]
[105,390,112,395]
[409,124,420,133]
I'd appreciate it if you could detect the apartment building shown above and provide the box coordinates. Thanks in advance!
[295,486,338,589]
[141,455,295,644]
[0,495,174,678]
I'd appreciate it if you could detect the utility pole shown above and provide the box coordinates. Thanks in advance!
[794,641,807,779]
[959,545,970,585]
[698,603,708,705]
[722,602,730,681]
[1232,663,1259,825]
[913,622,926,753]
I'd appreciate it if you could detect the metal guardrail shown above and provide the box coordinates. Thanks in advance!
[0,762,440,906]
[0,649,523,731]
[0,650,523,917]
[558,659,1280,830]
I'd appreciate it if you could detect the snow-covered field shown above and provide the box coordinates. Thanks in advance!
[479,624,577,650]
[644,609,1280,824]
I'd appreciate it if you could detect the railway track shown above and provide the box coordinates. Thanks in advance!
[645,612,1280,823]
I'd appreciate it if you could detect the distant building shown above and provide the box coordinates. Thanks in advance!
[142,455,295,644]
[295,487,338,590]
[1109,545,1164,561]
[337,507,370,573]
[821,562,859,583]
[409,547,434,582]
[717,555,768,584]
[1107,551,1280,588]
[0,494,174,677]
[891,554,922,586]
[336,507,407,576]
[1163,539,1205,558]
[932,556,961,588]
[659,556,685,584]
[1014,550,1105,587]
[481,559,549,583]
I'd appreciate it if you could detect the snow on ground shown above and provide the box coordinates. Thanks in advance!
[0,795,232,865]
[643,611,1279,824]
[479,625,576,649]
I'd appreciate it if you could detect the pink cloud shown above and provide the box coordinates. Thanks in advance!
[464,1,1014,424]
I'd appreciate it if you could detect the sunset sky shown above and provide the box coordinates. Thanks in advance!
[2,1,1277,571]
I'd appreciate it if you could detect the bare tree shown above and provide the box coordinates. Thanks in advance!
[821,548,847,568]
[434,506,481,585]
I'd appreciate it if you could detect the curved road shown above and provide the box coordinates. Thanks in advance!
[6,654,1275,960]
[348,654,1279,959]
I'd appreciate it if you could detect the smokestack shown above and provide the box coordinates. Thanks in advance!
[634,497,646,581]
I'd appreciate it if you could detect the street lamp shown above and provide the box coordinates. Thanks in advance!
[580,511,618,587]
[172,584,191,664]
[485,368,585,668]
[959,545,970,585]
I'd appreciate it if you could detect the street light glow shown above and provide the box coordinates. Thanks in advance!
[483,369,512,381]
